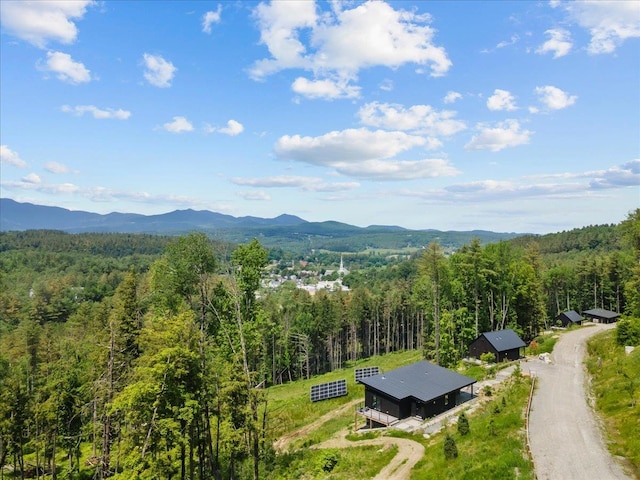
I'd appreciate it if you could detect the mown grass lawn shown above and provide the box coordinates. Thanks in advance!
[586,330,640,477]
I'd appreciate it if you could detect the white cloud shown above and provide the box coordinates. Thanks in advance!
[534,85,577,110]
[274,128,459,180]
[559,1,640,54]
[1,180,218,210]
[1,180,81,195]
[22,173,41,184]
[486,89,517,111]
[536,28,573,58]
[292,77,360,100]
[238,190,271,201]
[379,79,394,92]
[45,161,70,174]
[465,120,532,152]
[496,34,519,49]
[250,0,451,90]
[443,91,462,104]
[202,5,222,34]
[61,105,131,120]
[334,158,460,180]
[163,116,194,133]
[358,102,466,137]
[588,159,640,189]
[219,120,244,136]
[142,53,176,88]
[0,145,28,168]
[204,119,244,136]
[232,175,360,192]
[275,128,427,164]
[39,51,91,84]
[0,0,94,48]
[409,159,640,203]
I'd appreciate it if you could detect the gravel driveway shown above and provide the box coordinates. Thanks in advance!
[527,324,631,479]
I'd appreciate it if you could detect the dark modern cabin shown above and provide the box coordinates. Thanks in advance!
[582,308,621,324]
[357,360,476,427]
[557,310,583,327]
[468,329,526,362]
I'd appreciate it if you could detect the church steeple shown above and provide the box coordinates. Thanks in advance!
[338,254,349,276]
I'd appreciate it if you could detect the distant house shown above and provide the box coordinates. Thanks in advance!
[557,310,583,327]
[357,360,476,427]
[582,308,621,324]
[468,329,526,362]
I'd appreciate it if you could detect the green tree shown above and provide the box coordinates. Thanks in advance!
[457,412,470,436]
[111,309,201,480]
[444,433,458,459]
[417,242,449,365]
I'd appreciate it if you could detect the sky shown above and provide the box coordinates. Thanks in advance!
[1,0,639,234]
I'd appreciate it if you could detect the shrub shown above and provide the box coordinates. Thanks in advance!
[483,385,493,397]
[457,412,470,436]
[616,317,640,346]
[480,352,496,363]
[321,450,340,472]
[487,419,497,436]
[444,434,458,459]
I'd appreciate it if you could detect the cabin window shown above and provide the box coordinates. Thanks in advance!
[372,395,378,409]
[444,394,449,405]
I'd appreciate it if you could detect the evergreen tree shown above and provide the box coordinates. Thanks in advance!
[457,412,470,436]
[444,433,458,459]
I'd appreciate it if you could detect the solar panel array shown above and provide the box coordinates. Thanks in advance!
[355,366,380,382]
[310,379,348,402]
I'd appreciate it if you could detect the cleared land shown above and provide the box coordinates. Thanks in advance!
[315,432,424,480]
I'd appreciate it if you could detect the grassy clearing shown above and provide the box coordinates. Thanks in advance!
[270,444,398,480]
[267,350,422,440]
[409,377,534,480]
[586,330,640,477]
[293,410,355,450]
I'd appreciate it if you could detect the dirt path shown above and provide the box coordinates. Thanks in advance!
[274,398,424,479]
[314,430,425,480]
[527,324,631,480]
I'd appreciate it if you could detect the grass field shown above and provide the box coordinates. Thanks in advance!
[586,330,640,477]
[267,350,423,441]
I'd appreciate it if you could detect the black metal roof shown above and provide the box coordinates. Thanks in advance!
[558,310,583,323]
[358,360,476,403]
[583,308,621,320]
[479,329,526,352]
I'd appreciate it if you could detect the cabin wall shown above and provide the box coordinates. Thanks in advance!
[365,389,401,419]
[418,390,459,418]
[468,336,497,359]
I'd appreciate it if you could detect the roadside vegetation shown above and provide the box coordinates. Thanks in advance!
[411,374,534,479]
[586,320,640,477]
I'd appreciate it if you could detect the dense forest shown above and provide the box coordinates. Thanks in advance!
[0,209,638,479]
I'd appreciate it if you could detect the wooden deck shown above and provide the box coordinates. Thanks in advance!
[356,406,399,427]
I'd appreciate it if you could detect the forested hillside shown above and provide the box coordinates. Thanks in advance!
[0,209,638,479]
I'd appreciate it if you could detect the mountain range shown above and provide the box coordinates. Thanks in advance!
[0,198,521,252]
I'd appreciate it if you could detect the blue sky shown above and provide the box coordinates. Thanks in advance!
[1,0,638,233]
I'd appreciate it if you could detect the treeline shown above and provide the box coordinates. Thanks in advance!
[0,210,638,479]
